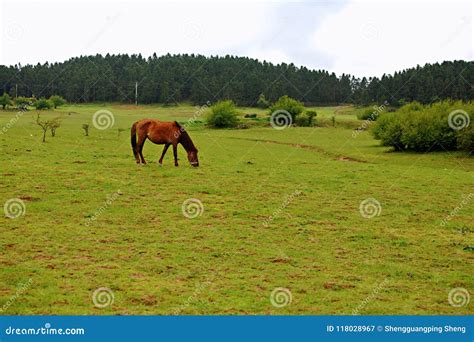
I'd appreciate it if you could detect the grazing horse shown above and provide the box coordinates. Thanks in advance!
[131,119,199,167]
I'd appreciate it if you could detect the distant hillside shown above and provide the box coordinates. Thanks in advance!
[0,54,472,106]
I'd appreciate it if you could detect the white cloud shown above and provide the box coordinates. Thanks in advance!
[312,0,473,77]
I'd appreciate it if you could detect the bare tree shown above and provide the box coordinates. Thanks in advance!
[82,124,89,136]
[36,113,51,142]
[50,118,61,137]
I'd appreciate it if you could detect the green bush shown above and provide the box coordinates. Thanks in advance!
[457,127,474,151]
[34,98,53,110]
[269,95,304,121]
[294,113,309,127]
[49,95,66,108]
[207,100,239,128]
[0,93,13,110]
[306,110,317,126]
[15,96,31,110]
[357,108,378,121]
[257,94,269,109]
[372,100,473,152]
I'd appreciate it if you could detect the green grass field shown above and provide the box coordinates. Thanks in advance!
[1,103,472,315]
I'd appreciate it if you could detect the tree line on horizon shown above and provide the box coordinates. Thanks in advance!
[0,54,472,107]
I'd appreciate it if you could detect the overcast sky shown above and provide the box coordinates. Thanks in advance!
[0,0,472,77]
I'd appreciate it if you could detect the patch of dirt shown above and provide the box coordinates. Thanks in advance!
[33,254,54,260]
[324,282,356,290]
[131,295,158,306]
[131,273,146,279]
[73,161,87,164]
[141,295,158,306]
[270,258,291,264]
[19,195,40,202]
[226,137,368,163]
[337,156,366,163]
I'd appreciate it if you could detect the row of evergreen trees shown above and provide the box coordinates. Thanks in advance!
[0,54,472,106]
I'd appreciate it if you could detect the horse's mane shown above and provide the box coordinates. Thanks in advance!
[175,121,197,152]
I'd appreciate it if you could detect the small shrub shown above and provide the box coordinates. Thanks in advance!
[257,94,270,109]
[357,108,378,121]
[0,93,13,110]
[82,124,90,136]
[35,113,52,142]
[207,100,239,128]
[49,95,66,109]
[49,118,61,137]
[269,95,304,121]
[306,110,317,126]
[295,113,309,127]
[15,96,31,110]
[34,98,53,110]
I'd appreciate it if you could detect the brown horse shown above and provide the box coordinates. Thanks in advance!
[131,119,199,167]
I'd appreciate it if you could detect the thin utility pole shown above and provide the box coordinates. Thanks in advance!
[15,84,18,99]
[135,81,138,105]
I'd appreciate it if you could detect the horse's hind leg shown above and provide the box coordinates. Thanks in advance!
[159,144,170,165]
[137,135,147,164]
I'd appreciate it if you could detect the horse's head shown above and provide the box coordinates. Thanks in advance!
[187,149,199,167]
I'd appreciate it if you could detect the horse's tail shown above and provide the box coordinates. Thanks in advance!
[131,122,138,156]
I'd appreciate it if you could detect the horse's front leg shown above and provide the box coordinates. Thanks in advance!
[172,143,178,167]
[159,144,170,165]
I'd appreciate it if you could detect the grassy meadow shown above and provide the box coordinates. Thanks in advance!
[0,103,472,315]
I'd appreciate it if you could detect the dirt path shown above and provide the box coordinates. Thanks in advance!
[224,136,368,163]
